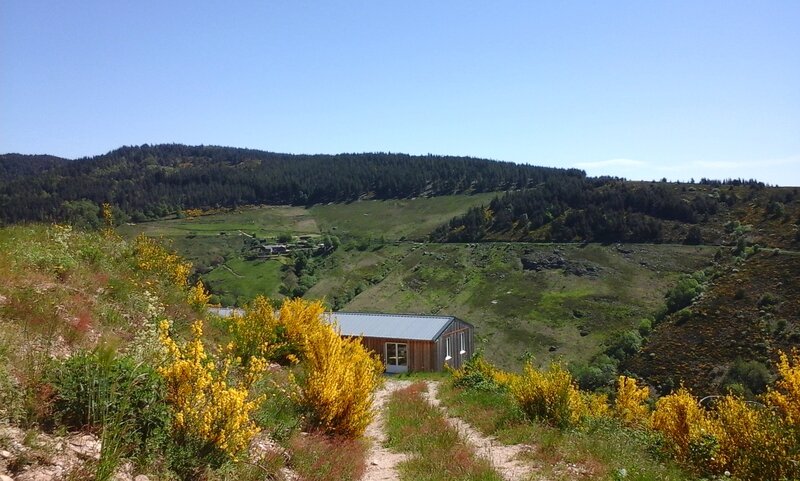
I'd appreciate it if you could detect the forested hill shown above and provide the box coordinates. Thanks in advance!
[431,177,799,246]
[0,144,583,223]
[0,153,70,180]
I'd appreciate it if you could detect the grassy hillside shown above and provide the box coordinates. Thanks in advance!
[120,193,496,242]
[122,197,715,370]
[120,182,800,388]
[306,242,713,369]
[309,192,497,240]
[0,224,383,481]
[118,194,501,304]
[123,205,320,238]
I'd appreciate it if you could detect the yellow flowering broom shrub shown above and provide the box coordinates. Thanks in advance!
[225,296,382,438]
[133,233,191,287]
[301,323,383,437]
[158,319,263,458]
[711,394,799,481]
[647,361,800,481]
[765,349,800,430]
[584,391,611,418]
[186,280,211,309]
[223,296,280,365]
[277,297,331,359]
[615,375,650,427]
[101,202,119,239]
[650,386,719,464]
[224,296,329,365]
[450,351,515,391]
[509,362,587,428]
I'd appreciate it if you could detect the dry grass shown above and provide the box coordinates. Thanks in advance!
[384,382,503,481]
[288,432,368,481]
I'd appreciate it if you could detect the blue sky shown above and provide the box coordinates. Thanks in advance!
[2,1,799,185]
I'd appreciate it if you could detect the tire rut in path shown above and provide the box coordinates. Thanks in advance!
[362,379,413,481]
[422,381,534,481]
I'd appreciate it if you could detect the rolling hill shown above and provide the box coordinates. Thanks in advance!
[0,144,580,223]
[4,143,800,396]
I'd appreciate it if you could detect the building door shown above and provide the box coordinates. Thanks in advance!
[385,342,408,373]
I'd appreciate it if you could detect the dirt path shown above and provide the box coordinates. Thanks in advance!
[221,263,244,278]
[362,378,413,481]
[423,381,534,481]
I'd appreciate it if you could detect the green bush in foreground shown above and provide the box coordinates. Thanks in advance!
[52,347,171,456]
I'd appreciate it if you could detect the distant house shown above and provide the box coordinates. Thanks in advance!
[207,308,474,373]
[261,244,289,255]
[328,312,475,373]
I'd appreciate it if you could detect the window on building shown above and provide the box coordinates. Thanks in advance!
[445,337,452,361]
[459,332,466,355]
[386,342,408,367]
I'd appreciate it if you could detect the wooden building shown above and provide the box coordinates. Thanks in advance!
[208,308,475,373]
[328,312,475,373]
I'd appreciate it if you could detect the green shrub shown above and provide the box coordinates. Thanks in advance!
[573,355,618,391]
[451,350,505,392]
[766,201,785,219]
[638,318,653,336]
[166,435,228,481]
[723,359,773,397]
[684,226,703,245]
[52,348,171,455]
[607,330,643,362]
[673,308,694,326]
[757,292,780,308]
[733,237,747,257]
[665,274,704,314]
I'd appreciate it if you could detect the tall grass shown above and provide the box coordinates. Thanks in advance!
[51,347,171,480]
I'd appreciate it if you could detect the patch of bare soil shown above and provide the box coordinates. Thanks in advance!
[0,425,136,481]
[361,378,412,481]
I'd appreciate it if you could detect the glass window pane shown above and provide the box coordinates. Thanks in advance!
[387,343,396,361]
[397,344,407,365]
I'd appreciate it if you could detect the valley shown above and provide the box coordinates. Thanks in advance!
[121,195,715,371]
[2,148,799,481]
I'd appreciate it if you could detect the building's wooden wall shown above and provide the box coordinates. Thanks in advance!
[434,318,474,371]
[347,318,474,372]
[355,337,437,372]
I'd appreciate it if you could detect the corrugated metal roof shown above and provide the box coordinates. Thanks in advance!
[327,312,454,341]
[208,307,455,341]
[208,307,243,317]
